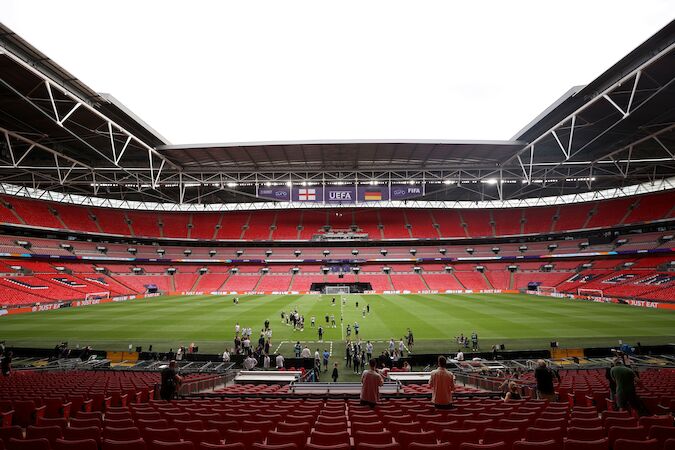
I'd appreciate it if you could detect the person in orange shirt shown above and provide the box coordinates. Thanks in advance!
[429,355,455,409]
[360,358,384,408]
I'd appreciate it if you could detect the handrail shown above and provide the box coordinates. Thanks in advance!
[178,372,235,396]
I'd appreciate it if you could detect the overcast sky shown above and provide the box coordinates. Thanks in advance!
[2,1,673,145]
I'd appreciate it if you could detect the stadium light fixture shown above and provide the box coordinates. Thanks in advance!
[226,182,237,188]
[485,178,498,185]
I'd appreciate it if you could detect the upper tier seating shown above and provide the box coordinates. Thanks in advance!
[2,191,671,241]
[0,225,671,305]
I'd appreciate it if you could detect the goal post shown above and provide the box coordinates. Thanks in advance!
[578,288,604,298]
[325,286,350,295]
[85,291,110,301]
[536,286,557,295]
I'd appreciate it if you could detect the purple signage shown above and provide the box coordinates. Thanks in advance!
[256,186,291,201]
[256,184,424,203]
[390,185,424,200]
[325,187,356,203]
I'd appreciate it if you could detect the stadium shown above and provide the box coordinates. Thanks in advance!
[0,9,674,450]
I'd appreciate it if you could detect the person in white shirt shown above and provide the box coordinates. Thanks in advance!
[263,354,270,369]
[301,346,311,358]
[275,354,284,369]
[314,349,320,365]
[456,351,465,361]
[243,355,257,370]
[222,349,230,362]
[235,323,240,335]
[389,338,395,353]
[399,338,405,354]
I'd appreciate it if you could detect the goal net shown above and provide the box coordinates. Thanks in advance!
[325,286,350,295]
[578,288,604,298]
[536,286,557,295]
[85,291,110,301]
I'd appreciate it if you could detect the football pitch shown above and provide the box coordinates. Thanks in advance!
[1,293,674,356]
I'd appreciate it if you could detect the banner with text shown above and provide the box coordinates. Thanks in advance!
[256,184,424,203]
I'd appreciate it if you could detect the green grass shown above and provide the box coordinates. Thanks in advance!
[1,293,674,358]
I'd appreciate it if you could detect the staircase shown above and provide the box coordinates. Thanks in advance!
[481,272,494,289]
[418,273,430,290]
[385,272,395,291]
[252,273,265,291]
[190,274,202,291]
[216,272,232,292]
[451,272,466,290]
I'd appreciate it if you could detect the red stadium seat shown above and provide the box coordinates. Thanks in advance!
[70,418,102,429]
[512,441,558,450]
[309,431,350,447]
[53,439,99,450]
[104,418,135,428]
[305,445,350,450]
[649,426,675,448]
[103,426,142,441]
[607,426,648,446]
[562,438,609,450]
[355,444,401,450]
[200,444,245,450]
[150,442,196,450]
[398,430,436,447]
[26,425,63,445]
[37,417,68,429]
[253,444,298,450]
[267,431,306,449]
[353,431,393,446]
[225,430,264,447]
[459,443,507,450]
[441,429,481,447]
[7,438,51,450]
[63,426,101,444]
[408,444,451,450]
[525,427,564,445]
[182,429,222,447]
[566,427,605,442]
[613,439,659,450]
[102,438,147,450]
[639,415,673,430]
[143,428,181,444]
[483,428,522,447]
[0,427,23,447]
[603,417,637,429]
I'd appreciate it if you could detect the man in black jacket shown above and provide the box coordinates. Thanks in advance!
[534,359,560,401]
[160,361,183,401]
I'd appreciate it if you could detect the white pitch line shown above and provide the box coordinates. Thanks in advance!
[274,341,286,354]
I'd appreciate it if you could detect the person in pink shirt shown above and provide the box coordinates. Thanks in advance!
[360,358,384,407]
[429,355,455,409]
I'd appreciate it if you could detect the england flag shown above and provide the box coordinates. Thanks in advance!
[298,188,316,201]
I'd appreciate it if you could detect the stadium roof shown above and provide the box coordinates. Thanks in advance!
[0,20,673,205]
